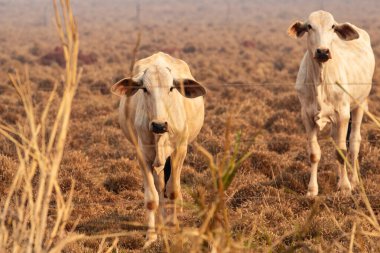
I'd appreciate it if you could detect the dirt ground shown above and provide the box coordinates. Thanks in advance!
[0,0,380,252]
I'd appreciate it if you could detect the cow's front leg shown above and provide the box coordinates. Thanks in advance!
[137,151,159,247]
[165,145,187,225]
[142,170,159,246]
[302,110,321,196]
[334,110,352,193]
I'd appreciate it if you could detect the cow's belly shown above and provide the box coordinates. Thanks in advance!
[347,84,372,109]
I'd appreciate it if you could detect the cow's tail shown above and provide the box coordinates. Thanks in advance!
[164,156,171,186]
[346,112,352,148]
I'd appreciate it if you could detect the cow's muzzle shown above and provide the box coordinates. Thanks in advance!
[150,121,168,134]
[314,48,331,63]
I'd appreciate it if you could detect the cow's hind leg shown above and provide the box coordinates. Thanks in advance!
[152,156,171,224]
[164,156,172,187]
[302,111,321,196]
[334,110,352,193]
[331,123,341,185]
[165,145,187,225]
[349,101,366,189]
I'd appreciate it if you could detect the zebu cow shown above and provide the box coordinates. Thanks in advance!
[111,52,206,243]
[288,11,375,196]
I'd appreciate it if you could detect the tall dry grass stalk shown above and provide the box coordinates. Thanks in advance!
[0,0,83,251]
[189,131,253,253]
[150,127,254,253]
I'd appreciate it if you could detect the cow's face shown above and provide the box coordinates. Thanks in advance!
[111,65,206,135]
[288,11,359,64]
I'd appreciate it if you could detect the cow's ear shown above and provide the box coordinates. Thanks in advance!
[174,79,206,98]
[334,23,359,41]
[111,78,142,97]
[288,21,308,39]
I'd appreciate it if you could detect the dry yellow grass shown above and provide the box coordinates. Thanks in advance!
[0,0,83,251]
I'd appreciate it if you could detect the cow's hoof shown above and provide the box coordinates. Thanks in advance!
[143,233,158,249]
[338,187,352,196]
[306,191,318,197]
[165,216,179,228]
[338,189,352,197]
[338,180,352,193]
[306,186,318,197]
[350,177,359,190]
[338,182,352,196]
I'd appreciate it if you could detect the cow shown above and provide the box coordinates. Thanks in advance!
[111,52,206,244]
[288,11,375,196]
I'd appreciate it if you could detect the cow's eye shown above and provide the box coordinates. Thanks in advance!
[142,87,148,93]
[308,24,312,30]
[332,24,336,29]
[169,87,175,92]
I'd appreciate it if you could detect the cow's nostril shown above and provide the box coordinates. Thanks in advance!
[151,122,168,134]
[316,48,330,54]
[315,48,331,62]
[316,48,330,55]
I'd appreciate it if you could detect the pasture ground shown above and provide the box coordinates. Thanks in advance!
[0,0,380,251]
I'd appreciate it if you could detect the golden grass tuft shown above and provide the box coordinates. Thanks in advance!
[0,0,83,251]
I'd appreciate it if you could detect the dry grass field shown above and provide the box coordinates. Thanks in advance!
[0,0,380,252]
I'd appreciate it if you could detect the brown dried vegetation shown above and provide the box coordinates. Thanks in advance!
[0,0,380,252]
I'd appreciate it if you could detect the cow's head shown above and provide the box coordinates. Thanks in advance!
[111,65,206,135]
[288,10,359,64]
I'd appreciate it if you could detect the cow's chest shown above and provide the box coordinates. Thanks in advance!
[305,83,348,130]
